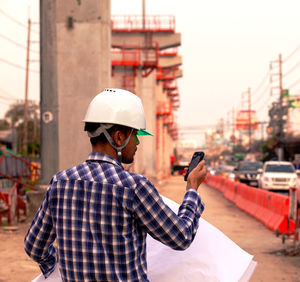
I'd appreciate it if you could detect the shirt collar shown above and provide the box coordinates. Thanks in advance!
[87,152,124,169]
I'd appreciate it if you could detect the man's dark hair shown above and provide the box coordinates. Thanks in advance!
[84,122,131,145]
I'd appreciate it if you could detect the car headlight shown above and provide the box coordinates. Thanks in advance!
[263,177,270,182]
[290,178,297,185]
[229,173,235,180]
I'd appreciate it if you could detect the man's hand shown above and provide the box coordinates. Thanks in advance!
[186,160,207,191]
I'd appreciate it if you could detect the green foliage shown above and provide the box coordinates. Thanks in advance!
[262,135,277,161]
[0,119,9,130]
[4,101,40,157]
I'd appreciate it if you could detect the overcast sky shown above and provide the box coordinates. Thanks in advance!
[1,0,300,144]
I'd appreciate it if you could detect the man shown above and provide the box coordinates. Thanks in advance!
[24,88,206,281]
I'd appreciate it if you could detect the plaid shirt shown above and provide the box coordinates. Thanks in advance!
[24,153,204,281]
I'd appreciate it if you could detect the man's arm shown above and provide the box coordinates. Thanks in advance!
[24,187,57,278]
[133,161,206,250]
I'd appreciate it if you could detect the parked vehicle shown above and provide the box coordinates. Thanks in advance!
[213,164,235,178]
[233,161,263,187]
[258,161,297,190]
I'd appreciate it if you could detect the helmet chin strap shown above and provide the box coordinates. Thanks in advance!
[87,124,133,162]
[102,128,133,163]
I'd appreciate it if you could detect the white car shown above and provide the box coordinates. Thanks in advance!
[258,161,298,190]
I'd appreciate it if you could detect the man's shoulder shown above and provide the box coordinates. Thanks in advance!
[52,162,88,182]
[127,172,154,187]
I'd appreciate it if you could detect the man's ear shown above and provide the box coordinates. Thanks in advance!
[111,130,125,146]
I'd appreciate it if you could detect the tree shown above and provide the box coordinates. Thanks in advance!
[4,100,40,156]
[0,119,9,130]
[261,135,277,162]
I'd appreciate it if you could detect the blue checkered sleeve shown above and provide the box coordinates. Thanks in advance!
[24,185,57,278]
[133,178,204,250]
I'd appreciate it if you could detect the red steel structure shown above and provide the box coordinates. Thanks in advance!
[111,14,181,178]
[0,150,39,225]
[111,15,175,33]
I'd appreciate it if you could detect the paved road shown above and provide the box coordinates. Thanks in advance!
[0,175,299,282]
[157,176,300,282]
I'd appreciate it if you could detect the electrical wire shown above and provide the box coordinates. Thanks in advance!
[283,45,300,63]
[0,87,19,100]
[255,94,272,113]
[287,77,300,89]
[282,61,300,78]
[0,57,39,73]
[252,71,269,97]
[0,33,39,54]
[0,94,18,101]
[0,8,39,34]
[252,83,270,106]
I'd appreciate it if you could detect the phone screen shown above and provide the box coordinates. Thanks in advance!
[184,152,205,181]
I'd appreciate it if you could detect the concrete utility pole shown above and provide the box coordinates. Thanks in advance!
[40,0,111,184]
[40,0,59,184]
[23,17,31,155]
[270,53,284,160]
[278,53,284,161]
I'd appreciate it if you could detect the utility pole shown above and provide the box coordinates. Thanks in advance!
[278,53,284,161]
[270,53,284,160]
[247,87,252,153]
[261,122,264,141]
[232,107,235,138]
[231,107,236,153]
[142,0,146,30]
[23,17,31,155]
[242,88,252,152]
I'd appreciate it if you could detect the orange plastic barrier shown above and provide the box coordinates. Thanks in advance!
[223,180,237,203]
[206,175,295,235]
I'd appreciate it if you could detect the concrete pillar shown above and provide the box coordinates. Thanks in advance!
[40,0,111,184]
[135,71,157,179]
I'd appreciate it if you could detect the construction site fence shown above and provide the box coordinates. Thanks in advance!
[205,174,295,235]
[0,154,40,179]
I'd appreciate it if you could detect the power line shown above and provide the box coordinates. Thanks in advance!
[0,94,18,101]
[0,8,39,34]
[0,33,39,54]
[252,83,270,106]
[255,94,272,113]
[287,77,300,89]
[0,57,39,73]
[0,96,11,106]
[0,87,19,100]
[252,71,269,97]
[283,45,300,63]
[282,61,300,78]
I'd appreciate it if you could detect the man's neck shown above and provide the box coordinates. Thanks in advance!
[92,143,117,160]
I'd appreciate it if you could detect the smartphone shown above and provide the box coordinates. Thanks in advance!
[184,151,205,181]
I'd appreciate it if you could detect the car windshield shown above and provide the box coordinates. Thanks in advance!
[240,162,263,171]
[265,164,295,173]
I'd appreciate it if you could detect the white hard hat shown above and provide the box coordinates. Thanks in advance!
[83,88,152,136]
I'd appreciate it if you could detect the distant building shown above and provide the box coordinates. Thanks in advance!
[268,95,300,160]
[0,129,17,152]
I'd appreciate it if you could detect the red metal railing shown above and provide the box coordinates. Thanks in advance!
[111,48,141,66]
[156,101,172,116]
[122,74,136,93]
[156,67,177,81]
[0,150,39,193]
[159,47,178,56]
[163,80,177,91]
[0,183,26,225]
[111,15,175,33]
